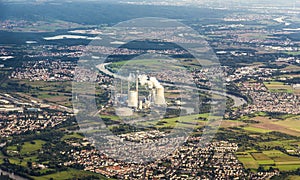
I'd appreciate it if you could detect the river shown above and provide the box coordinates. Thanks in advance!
[96,63,247,107]
[0,169,28,180]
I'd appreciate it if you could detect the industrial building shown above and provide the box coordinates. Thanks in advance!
[114,73,166,116]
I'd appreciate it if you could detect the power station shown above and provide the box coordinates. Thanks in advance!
[114,72,166,116]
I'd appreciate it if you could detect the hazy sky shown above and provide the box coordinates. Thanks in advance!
[1,0,299,7]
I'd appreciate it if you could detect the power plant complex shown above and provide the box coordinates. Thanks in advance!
[114,73,166,116]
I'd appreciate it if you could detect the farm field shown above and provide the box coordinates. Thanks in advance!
[61,133,85,141]
[243,126,272,133]
[31,168,110,180]
[107,59,184,73]
[220,120,245,128]
[272,116,300,132]
[258,140,300,151]
[282,64,300,72]
[15,80,73,107]
[236,152,259,170]
[6,140,46,167]
[263,81,294,93]
[138,113,217,129]
[287,175,300,180]
[8,157,28,167]
[20,140,46,155]
[237,150,300,172]
[244,116,300,137]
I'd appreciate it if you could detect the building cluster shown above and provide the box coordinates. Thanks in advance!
[89,131,187,163]
[10,60,76,81]
[22,43,191,60]
[9,60,112,83]
[265,45,298,52]
[276,57,300,64]
[206,20,294,49]
[0,19,80,32]
[238,82,268,92]
[73,67,112,83]
[26,48,83,58]
[64,137,279,179]
[228,82,300,118]
[0,46,12,56]
[0,111,70,137]
[0,93,72,137]
[227,66,277,82]
[244,91,300,115]
[192,66,227,87]
[0,20,30,30]
[144,66,227,88]
[223,14,272,22]
[118,130,166,143]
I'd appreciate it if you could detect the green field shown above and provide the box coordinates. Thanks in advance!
[237,153,259,170]
[8,157,28,167]
[286,51,300,56]
[263,150,300,162]
[100,115,121,121]
[108,59,184,73]
[273,117,300,132]
[138,113,212,129]
[0,151,4,164]
[6,140,46,167]
[258,140,299,151]
[20,140,46,155]
[243,126,272,133]
[264,81,294,93]
[61,133,84,140]
[24,155,39,162]
[267,164,300,171]
[31,168,110,180]
[251,152,274,165]
[16,80,73,107]
[287,175,300,180]
[7,145,18,151]
[283,64,300,72]
[238,150,300,172]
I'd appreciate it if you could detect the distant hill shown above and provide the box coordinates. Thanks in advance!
[0,1,229,25]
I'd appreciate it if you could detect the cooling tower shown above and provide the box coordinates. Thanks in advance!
[128,91,138,108]
[155,86,166,105]
[139,100,143,110]
[151,89,156,102]
[147,81,154,89]
[138,75,148,86]
[150,77,160,88]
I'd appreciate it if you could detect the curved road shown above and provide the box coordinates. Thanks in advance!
[96,63,247,107]
[0,169,28,180]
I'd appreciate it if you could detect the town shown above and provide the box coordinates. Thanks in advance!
[0,1,300,179]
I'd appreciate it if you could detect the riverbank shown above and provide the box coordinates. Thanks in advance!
[0,168,28,180]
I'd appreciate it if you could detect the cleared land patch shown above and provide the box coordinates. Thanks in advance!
[264,81,294,93]
[243,126,271,133]
[236,152,259,170]
[31,168,109,180]
[20,140,46,155]
[247,116,300,137]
